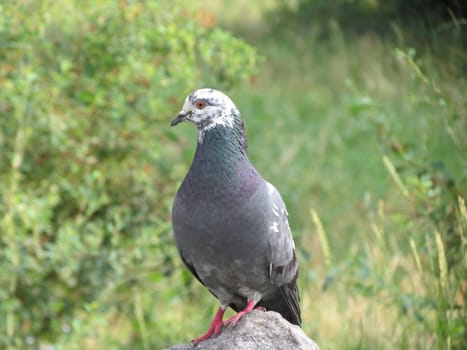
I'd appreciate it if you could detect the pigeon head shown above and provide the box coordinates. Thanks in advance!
[171,88,243,144]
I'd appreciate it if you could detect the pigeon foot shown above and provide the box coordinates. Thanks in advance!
[224,299,256,327]
[192,306,226,344]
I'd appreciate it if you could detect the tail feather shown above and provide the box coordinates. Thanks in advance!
[258,278,301,326]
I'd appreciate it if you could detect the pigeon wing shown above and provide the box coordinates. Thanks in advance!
[179,249,206,287]
[261,182,301,326]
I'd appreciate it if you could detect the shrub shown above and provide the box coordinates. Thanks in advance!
[270,0,467,40]
[0,1,258,348]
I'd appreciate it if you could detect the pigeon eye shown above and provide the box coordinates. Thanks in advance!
[195,100,206,110]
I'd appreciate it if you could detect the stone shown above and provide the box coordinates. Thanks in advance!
[163,310,319,350]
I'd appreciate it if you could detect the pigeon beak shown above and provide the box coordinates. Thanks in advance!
[171,111,190,126]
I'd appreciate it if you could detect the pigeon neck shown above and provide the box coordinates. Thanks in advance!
[186,119,258,191]
[180,119,262,200]
[194,118,248,164]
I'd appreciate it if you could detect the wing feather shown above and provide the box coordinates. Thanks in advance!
[263,182,301,325]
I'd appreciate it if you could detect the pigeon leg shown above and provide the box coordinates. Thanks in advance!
[224,299,256,327]
[192,306,226,344]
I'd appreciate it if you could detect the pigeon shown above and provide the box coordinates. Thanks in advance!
[171,88,301,344]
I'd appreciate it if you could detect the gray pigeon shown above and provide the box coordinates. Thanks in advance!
[171,88,301,344]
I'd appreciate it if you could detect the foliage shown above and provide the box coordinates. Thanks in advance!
[1,0,466,349]
[0,1,259,348]
[270,0,467,43]
[319,47,466,349]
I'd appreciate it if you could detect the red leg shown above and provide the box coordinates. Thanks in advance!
[224,299,256,327]
[192,306,226,344]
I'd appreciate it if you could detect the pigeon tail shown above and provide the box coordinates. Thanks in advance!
[257,276,301,326]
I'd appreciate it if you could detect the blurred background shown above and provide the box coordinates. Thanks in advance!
[0,0,465,349]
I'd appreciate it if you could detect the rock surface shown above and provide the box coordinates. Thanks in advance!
[163,310,319,350]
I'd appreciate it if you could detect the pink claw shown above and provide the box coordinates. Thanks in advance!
[224,299,256,327]
[192,300,258,344]
[192,306,226,344]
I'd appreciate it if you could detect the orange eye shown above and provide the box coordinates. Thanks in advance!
[195,100,206,109]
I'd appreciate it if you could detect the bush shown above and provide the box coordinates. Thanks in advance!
[270,0,467,41]
[0,1,259,348]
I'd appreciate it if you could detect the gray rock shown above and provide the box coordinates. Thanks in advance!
[163,310,319,350]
